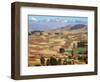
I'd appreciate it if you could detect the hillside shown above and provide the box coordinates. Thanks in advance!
[28,24,88,66]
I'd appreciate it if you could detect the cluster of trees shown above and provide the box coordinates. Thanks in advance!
[40,55,59,66]
[37,55,88,66]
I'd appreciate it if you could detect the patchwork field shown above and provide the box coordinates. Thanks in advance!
[28,24,88,66]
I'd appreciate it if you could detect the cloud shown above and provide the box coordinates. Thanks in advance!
[30,17,38,22]
[46,18,51,22]
[63,20,68,23]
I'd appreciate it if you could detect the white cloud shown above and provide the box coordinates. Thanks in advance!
[31,17,38,22]
[46,18,51,22]
[63,20,68,23]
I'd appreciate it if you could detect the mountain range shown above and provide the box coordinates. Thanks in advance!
[29,24,87,34]
[28,18,87,32]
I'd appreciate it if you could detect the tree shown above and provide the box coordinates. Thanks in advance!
[59,48,65,54]
[49,56,58,65]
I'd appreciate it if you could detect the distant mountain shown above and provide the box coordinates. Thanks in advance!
[70,24,87,30]
[28,20,68,32]
[29,24,87,35]
[46,24,87,33]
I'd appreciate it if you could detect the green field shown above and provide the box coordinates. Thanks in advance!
[65,48,87,54]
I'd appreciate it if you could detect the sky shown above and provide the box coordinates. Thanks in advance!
[28,15,88,32]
